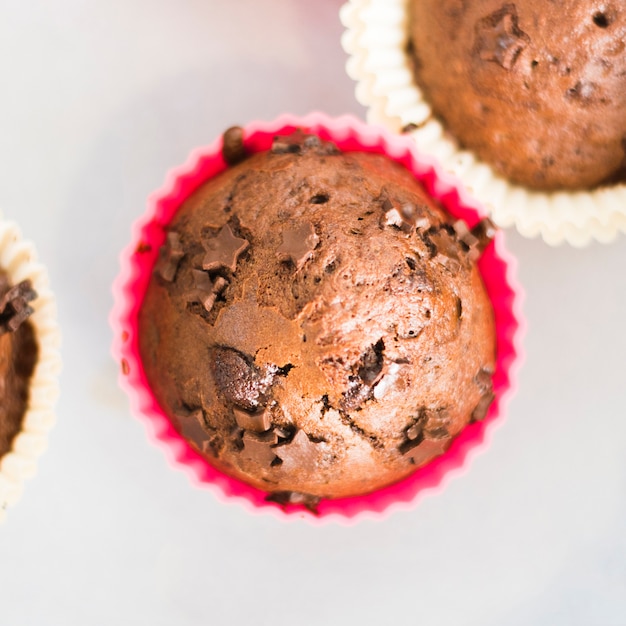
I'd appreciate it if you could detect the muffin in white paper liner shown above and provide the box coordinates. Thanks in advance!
[0,218,61,524]
[340,0,626,247]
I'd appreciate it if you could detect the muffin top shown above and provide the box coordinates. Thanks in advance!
[0,272,38,458]
[409,0,626,191]
[138,130,496,505]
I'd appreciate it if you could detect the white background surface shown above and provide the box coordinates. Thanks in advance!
[1,2,625,624]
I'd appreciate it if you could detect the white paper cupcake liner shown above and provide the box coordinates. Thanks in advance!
[0,218,61,524]
[340,0,626,247]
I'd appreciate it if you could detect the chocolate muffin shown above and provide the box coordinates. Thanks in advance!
[0,271,38,460]
[138,129,496,504]
[408,1,626,191]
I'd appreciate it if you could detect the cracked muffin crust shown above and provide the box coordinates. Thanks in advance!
[408,1,626,191]
[138,129,496,503]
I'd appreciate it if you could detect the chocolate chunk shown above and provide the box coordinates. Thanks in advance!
[155,231,184,282]
[471,391,495,421]
[271,130,310,155]
[265,490,321,513]
[276,222,319,270]
[406,422,423,441]
[221,126,247,166]
[400,407,451,454]
[357,339,385,385]
[241,430,279,467]
[453,219,480,250]
[271,130,340,156]
[470,218,497,254]
[177,409,209,446]
[0,279,37,335]
[213,347,276,411]
[474,4,530,71]
[233,407,271,433]
[472,367,495,421]
[423,408,452,439]
[202,224,249,273]
[424,227,462,273]
[380,192,417,233]
[186,269,227,313]
[474,367,494,391]
[403,435,451,466]
[274,429,322,473]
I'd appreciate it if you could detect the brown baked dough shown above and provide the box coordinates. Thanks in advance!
[139,132,496,502]
[409,0,626,190]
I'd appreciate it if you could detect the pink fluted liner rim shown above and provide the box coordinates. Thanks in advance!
[110,112,525,525]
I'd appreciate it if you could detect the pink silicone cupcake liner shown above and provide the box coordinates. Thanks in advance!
[110,112,525,524]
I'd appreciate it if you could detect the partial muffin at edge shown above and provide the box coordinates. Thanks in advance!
[0,271,39,459]
[409,0,626,191]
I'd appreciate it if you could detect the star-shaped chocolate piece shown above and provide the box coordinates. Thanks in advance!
[186,269,228,313]
[276,222,319,271]
[202,224,249,273]
[274,429,322,473]
[0,279,37,335]
[155,231,184,282]
[241,430,279,467]
[233,407,271,433]
[474,5,529,70]
[424,227,462,274]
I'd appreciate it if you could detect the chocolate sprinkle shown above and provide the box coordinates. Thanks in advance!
[186,269,227,313]
[202,224,249,273]
[276,222,319,270]
[0,279,37,335]
[474,4,530,71]
[221,126,247,166]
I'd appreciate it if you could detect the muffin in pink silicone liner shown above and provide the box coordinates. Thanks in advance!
[110,113,523,523]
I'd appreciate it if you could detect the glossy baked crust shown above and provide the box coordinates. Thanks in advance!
[139,134,496,500]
